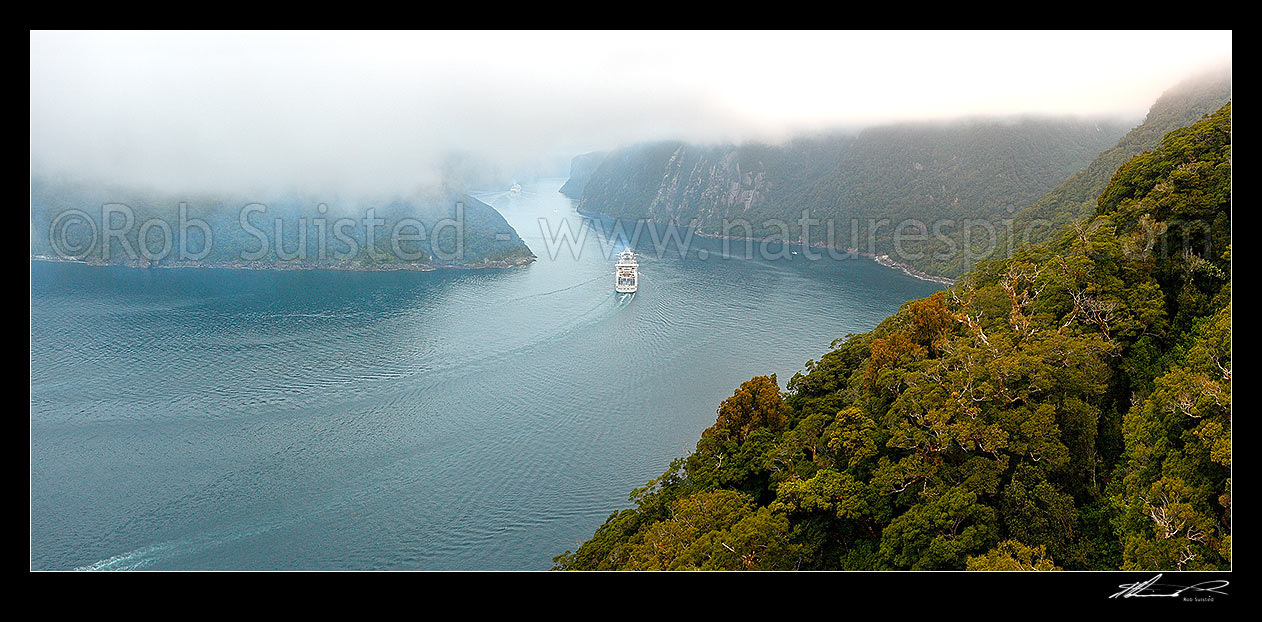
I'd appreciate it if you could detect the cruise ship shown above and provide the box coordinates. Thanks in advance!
[615,249,638,293]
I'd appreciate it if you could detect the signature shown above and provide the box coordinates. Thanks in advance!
[1110,574,1230,599]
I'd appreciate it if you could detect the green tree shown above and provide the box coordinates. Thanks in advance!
[967,540,1061,571]
[710,375,791,443]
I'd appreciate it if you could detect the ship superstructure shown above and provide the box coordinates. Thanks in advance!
[615,249,638,293]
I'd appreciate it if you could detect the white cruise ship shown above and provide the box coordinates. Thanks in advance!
[615,249,638,293]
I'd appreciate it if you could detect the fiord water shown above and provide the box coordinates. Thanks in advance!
[30,179,942,569]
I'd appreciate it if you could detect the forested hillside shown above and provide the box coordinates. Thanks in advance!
[568,72,1229,280]
[1000,70,1231,254]
[558,150,607,199]
[555,104,1231,571]
[574,120,1125,279]
[29,178,535,269]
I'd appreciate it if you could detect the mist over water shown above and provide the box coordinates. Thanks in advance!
[30,180,942,570]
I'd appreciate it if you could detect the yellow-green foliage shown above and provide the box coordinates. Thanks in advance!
[555,104,1231,572]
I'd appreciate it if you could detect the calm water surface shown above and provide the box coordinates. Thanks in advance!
[29,179,942,569]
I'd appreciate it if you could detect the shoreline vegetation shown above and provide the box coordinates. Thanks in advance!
[690,229,958,286]
[574,206,959,286]
[553,103,1232,572]
[29,254,536,273]
[562,71,1230,287]
[29,179,538,275]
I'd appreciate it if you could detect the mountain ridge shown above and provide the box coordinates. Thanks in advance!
[29,176,536,270]
[562,70,1230,280]
[555,102,1231,572]
[570,118,1127,279]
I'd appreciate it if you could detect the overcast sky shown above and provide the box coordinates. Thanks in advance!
[30,30,1231,193]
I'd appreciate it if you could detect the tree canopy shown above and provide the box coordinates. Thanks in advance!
[555,104,1231,571]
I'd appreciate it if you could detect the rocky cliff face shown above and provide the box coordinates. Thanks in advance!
[572,120,1127,277]
[577,135,854,238]
[557,150,608,199]
[561,70,1230,279]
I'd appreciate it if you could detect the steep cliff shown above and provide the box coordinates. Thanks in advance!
[556,102,1232,573]
[574,120,1126,278]
[558,150,608,199]
[565,69,1232,280]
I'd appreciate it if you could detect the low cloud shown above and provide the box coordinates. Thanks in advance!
[30,30,1231,195]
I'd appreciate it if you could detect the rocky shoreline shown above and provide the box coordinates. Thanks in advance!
[868,253,956,286]
[30,254,536,273]
[571,213,958,286]
[691,229,954,285]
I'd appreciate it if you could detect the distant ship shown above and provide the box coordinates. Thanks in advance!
[615,249,638,293]
[509,183,522,197]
